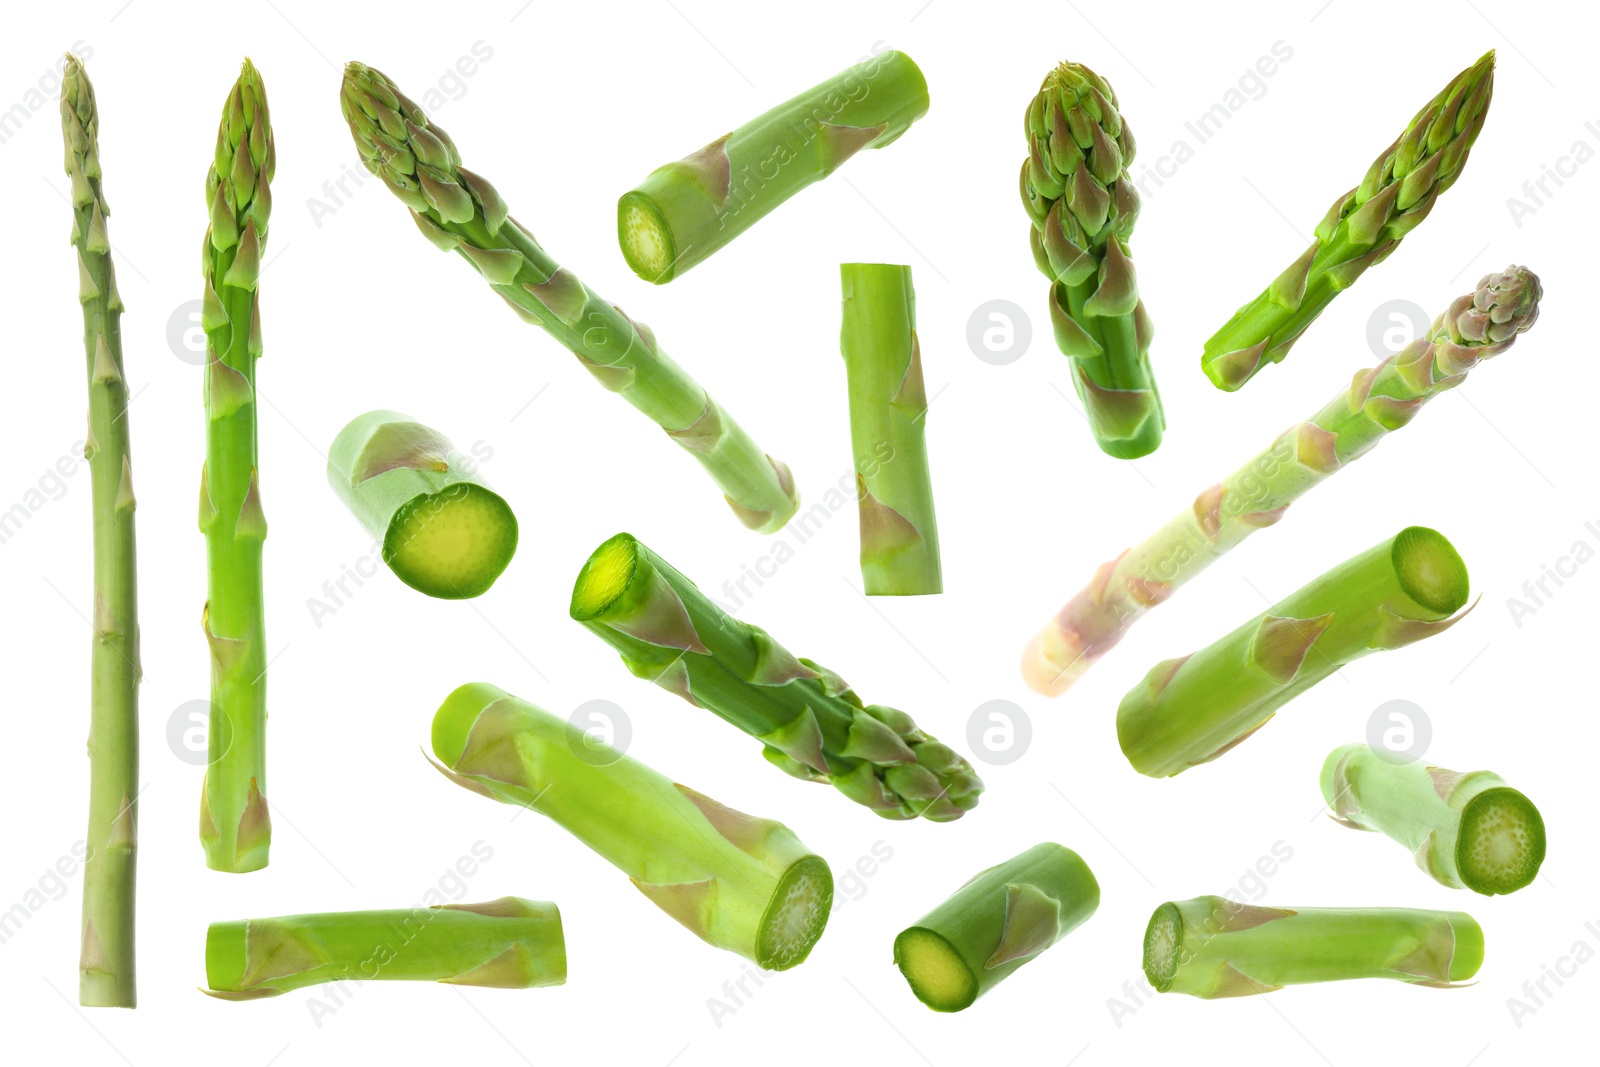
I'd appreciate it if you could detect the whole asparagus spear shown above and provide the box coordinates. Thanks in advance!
[341,62,798,534]
[62,54,140,1009]
[1021,265,1540,697]
[199,60,273,873]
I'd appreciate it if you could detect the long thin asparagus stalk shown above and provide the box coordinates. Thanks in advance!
[1021,265,1540,697]
[199,60,273,873]
[839,263,941,595]
[431,684,833,970]
[894,843,1098,1012]
[1143,897,1483,997]
[570,533,982,821]
[204,897,565,999]
[63,54,140,1009]
[341,62,799,534]
[1321,743,1546,895]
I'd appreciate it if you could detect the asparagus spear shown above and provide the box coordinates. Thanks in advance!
[204,897,565,999]
[1201,52,1494,390]
[1021,265,1540,697]
[894,843,1098,1012]
[839,263,941,595]
[1021,60,1163,457]
[62,54,140,1008]
[618,51,929,283]
[1322,743,1546,895]
[1144,897,1482,997]
[199,60,274,874]
[327,411,517,599]
[341,62,798,534]
[1118,527,1471,778]
[431,683,832,970]
[570,533,982,821]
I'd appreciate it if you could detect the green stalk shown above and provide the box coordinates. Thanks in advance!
[431,684,832,970]
[893,843,1098,1012]
[570,533,982,821]
[1201,52,1494,390]
[618,51,929,283]
[1022,265,1540,697]
[62,55,140,1009]
[1144,897,1482,997]
[327,411,517,599]
[341,63,798,534]
[838,263,941,595]
[1322,743,1545,895]
[1118,527,1471,778]
[1021,60,1163,458]
[199,60,273,873]
[204,897,565,999]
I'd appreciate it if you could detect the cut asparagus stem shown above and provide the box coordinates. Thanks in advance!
[1021,60,1163,458]
[1021,265,1540,697]
[199,59,274,874]
[1321,743,1546,895]
[894,843,1098,1012]
[430,684,832,970]
[341,62,798,534]
[1201,52,1494,390]
[1118,527,1471,778]
[839,263,941,595]
[570,533,982,821]
[1144,897,1483,997]
[327,411,517,599]
[63,54,140,1008]
[618,51,929,283]
[204,897,565,999]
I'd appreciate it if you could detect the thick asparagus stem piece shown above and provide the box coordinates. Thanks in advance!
[204,897,565,999]
[618,51,928,283]
[431,684,832,970]
[1021,265,1540,697]
[1118,527,1471,778]
[1021,60,1163,457]
[839,263,941,595]
[199,60,273,873]
[893,843,1098,1012]
[1201,52,1494,390]
[63,55,140,1008]
[570,533,982,821]
[341,63,798,534]
[1322,743,1545,895]
[327,411,517,599]
[1144,897,1483,997]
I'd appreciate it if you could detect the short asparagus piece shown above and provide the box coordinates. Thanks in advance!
[1022,265,1540,697]
[839,263,941,595]
[894,843,1098,1012]
[1202,52,1494,390]
[63,54,140,1008]
[570,533,982,821]
[1144,897,1482,997]
[204,897,565,999]
[431,684,832,970]
[341,62,798,533]
[1322,743,1545,895]
[1119,527,1471,778]
[618,51,929,283]
[327,411,517,599]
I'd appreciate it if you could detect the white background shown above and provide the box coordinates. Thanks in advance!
[1,1,1593,1064]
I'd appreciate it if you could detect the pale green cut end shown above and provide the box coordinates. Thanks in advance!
[431,683,508,768]
[894,927,978,1012]
[1457,787,1545,895]
[1141,902,1182,992]
[1391,526,1470,615]
[569,533,639,620]
[617,193,676,284]
[384,485,518,599]
[757,857,833,972]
